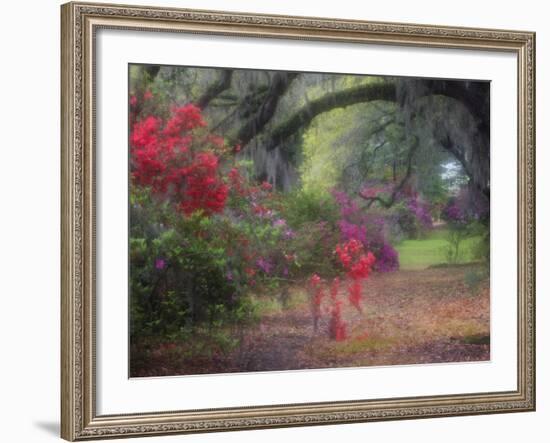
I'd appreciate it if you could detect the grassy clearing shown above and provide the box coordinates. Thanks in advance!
[396,227,481,270]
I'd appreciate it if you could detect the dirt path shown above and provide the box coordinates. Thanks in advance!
[239,311,314,372]
[238,266,489,372]
[132,265,490,376]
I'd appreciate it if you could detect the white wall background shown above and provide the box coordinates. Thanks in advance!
[0,0,546,442]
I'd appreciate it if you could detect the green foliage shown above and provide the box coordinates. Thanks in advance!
[441,216,489,267]
[129,189,259,344]
[393,200,422,239]
[444,225,470,264]
[276,188,340,279]
[299,100,397,194]
[469,221,490,265]
[419,174,448,217]
[280,188,338,228]
[289,221,340,277]
[299,107,350,193]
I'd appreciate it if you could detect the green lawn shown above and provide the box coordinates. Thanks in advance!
[395,227,480,270]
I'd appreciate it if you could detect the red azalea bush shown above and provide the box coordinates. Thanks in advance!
[329,299,347,341]
[307,239,375,341]
[335,239,376,312]
[130,93,303,343]
[130,101,229,216]
[309,274,325,333]
[129,95,261,346]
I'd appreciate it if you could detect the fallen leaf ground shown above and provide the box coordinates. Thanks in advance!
[131,265,489,377]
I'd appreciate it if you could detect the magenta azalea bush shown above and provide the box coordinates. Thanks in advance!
[332,190,399,272]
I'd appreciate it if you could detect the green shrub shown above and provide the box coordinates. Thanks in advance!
[443,225,470,264]
[129,194,258,344]
[280,189,338,228]
[289,221,340,278]
[469,221,490,265]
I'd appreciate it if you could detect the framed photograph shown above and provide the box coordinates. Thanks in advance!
[61,1,535,440]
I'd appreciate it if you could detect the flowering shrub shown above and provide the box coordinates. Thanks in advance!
[309,274,325,333]
[130,99,229,216]
[307,274,347,341]
[129,96,263,345]
[359,181,434,240]
[222,164,301,288]
[329,299,347,341]
[441,187,490,265]
[406,193,433,229]
[442,187,489,225]
[332,189,399,272]
[375,243,400,272]
[307,239,375,341]
[337,219,367,246]
[335,239,376,312]
[129,196,263,341]
[442,198,468,225]
[382,191,432,240]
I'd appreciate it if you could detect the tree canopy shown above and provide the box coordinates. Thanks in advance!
[130,64,489,205]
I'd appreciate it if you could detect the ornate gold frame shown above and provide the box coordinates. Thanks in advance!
[61,1,536,440]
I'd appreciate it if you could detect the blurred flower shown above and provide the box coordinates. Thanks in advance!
[256,257,273,274]
[309,273,322,287]
[283,228,295,239]
[273,218,287,228]
[155,258,166,270]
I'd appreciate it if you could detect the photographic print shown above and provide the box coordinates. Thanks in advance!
[128,64,491,377]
